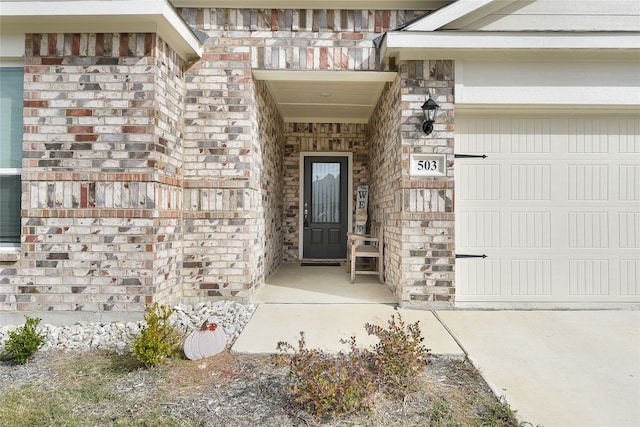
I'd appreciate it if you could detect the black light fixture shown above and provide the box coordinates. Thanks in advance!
[421,94,439,135]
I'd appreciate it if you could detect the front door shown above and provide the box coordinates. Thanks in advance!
[303,156,349,259]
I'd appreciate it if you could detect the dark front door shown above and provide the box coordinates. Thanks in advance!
[303,156,349,259]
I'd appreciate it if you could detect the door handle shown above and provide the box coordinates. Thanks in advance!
[303,206,309,229]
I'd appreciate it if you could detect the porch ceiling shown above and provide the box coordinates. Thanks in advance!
[253,70,397,124]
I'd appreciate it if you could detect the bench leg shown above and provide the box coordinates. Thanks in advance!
[350,252,356,283]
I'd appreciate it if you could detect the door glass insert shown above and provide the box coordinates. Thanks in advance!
[311,162,340,223]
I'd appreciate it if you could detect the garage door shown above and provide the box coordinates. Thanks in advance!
[455,115,640,305]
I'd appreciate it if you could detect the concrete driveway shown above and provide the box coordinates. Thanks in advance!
[436,310,640,427]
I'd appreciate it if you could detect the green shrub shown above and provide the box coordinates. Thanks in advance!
[274,333,376,418]
[132,303,180,367]
[2,315,46,365]
[274,313,431,418]
[364,313,431,396]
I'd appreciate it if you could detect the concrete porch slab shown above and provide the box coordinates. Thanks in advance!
[231,303,464,357]
[252,262,396,304]
[436,310,640,427]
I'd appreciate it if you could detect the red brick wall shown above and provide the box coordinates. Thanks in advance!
[1,7,455,314]
[12,33,185,312]
[368,60,455,307]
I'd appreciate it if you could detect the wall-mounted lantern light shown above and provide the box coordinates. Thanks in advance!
[421,94,439,135]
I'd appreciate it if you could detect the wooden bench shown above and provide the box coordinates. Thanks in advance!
[346,224,384,283]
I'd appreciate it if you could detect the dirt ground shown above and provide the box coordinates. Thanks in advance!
[0,348,524,426]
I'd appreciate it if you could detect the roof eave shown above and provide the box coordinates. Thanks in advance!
[0,0,203,60]
[381,31,640,61]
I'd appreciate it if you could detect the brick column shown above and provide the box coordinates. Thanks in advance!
[16,33,185,313]
[369,60,455,308]
[398,60,455,307]
[181,43,264,301]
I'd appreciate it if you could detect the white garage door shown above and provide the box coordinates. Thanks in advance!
[455,115,640,305]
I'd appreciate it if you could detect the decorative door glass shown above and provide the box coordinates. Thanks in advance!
[311,162,340,223]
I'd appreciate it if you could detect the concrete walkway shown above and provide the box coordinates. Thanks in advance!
[233,306,640,427]
[232,304,463,356]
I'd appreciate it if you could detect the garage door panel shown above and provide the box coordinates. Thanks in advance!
[456,115,640,305]
[620,260,640,295]
[459,211,501,247]
[511,118,551,154]
[457,258,502,296]
[619,164,640,200]
[457,118,503,153]
[609,118,638,154]
[568,165,608,200]
[569,259,610,296]
[618,122,640,152]
[569,119,610,153]
[619,212,640,248]
[568,212,609,248]
[511,164,551,200]
[510,211,551,248]
[511,259,552,296]
[458,164,500,200]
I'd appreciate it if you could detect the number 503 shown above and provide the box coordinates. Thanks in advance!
[416,160,438,171]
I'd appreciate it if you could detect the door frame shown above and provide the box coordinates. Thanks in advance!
[299,152,353,260]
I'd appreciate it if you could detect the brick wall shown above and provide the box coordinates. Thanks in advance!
[180,72,284,302]
[150,39,186,305]
[368,60,455,307]
[9,33,186,312]
[179,8,427,72]
[1,8,455,314]
[252,79,285,281]
[368,76,403,297]
[178,7,429,300]
[180,25,257,301]
[0,261,16,310]
[400,60,455,307]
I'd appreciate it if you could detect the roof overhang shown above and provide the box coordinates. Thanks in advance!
[0,0,203,60]
[382,0,640,61]
[382,31,640,61]
[170,1,452,10]
[253,70,397,123]
[401,0,516,31]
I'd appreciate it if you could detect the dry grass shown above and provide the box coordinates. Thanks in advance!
[0,349,526,426]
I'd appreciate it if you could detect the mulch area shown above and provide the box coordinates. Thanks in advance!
[0,349,502,426]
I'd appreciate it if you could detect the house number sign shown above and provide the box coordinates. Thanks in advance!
[410,154,445,177]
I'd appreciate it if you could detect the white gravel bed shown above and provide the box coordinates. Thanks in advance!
[0,301,256,355]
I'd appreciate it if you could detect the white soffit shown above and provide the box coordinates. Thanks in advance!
[382,32,640,61]
[384,0,640,60]
[171,1,452,10]
[253,70,397,123]
[0,0,203,60]
[403,0,516,31]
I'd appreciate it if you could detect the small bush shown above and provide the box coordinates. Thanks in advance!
[274,333,376,418]
[365,313,431,396]
[274,313,431,418]
[132,303,180,367]
[2,316,46,365]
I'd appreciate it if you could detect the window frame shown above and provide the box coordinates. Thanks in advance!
[0,61,23,251]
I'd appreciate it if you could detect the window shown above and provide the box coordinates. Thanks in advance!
[0,66,23,247]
